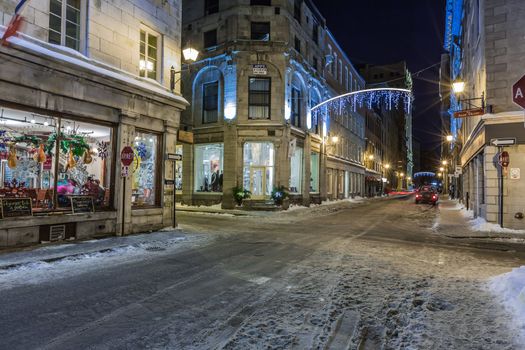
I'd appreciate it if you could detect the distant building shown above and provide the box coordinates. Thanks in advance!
[442,0,525,229]
[360,62,413,191]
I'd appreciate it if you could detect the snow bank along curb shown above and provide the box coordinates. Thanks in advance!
[490,266,525,340]
[460,205,525,235]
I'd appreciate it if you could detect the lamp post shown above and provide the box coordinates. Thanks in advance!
[169,47,200,92]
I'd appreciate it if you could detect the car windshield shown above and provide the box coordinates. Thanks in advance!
[421,186,434,192]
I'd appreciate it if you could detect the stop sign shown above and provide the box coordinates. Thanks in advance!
[120,146,134,166]
[513,75,525,109]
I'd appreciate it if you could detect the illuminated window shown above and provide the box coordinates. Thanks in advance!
[132,131,160,207]
[139,29,159,80]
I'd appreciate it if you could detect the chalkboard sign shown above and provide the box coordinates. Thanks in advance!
[1,198,33,218]
[70,196,95,214]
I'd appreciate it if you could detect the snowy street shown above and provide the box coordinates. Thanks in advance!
[1,196,525,349]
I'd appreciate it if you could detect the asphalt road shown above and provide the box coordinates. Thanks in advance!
[0,196,523,349]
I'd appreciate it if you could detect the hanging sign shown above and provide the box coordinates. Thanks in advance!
[453,108,484,118]
[512,74,525,109]
[252,64,268,75]
[177,130,194,144]
[1,198,33,218]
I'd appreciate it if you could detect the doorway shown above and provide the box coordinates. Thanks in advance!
[243,142,274,199]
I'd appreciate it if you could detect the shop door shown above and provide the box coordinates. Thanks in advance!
[250,166,267,199]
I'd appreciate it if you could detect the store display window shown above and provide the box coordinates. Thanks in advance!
[175,145,183,192]
[0,107,114,212]
[194,143,224,193]
[310,152,319,193]
[131,131,160,207]
[289,147,303,193]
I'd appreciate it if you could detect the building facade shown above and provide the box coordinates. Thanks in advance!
[179,0,367,208]
[0,0,187,246]
[442,0,525,229]
[360,62,414,192]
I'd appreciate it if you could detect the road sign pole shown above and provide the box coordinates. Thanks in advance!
[173,159,177,228]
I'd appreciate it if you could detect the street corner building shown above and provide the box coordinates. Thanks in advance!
[0,0,188,246]
[441,0,525,230]
[178,0,373,209]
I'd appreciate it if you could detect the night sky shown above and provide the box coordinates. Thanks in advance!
[312,0,447,168]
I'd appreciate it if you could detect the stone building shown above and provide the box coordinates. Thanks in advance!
[442,0,525,229]
[0,0,187,246]
[179,0,367,208]
[360,62,414,192]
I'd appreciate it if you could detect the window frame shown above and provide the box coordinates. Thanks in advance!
[291,86,302,128]
[203,29,218,49]
[204,0,219,15]
[251,21,271,41]
[202,81,219,124]
[48,0,87,53]
[248,77,271,120]
[139,27,162,81]
[132,129,162,209]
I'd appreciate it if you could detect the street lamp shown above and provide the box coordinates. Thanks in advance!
[446,135,454,142]
[170,46,200,92]
[452,81,466,94]
[331,135,339,144]
[442,160,448,166]
[439,167,445,172]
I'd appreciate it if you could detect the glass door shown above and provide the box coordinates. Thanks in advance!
[250,166,267,199]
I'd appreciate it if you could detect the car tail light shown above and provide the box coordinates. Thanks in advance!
[432,195,437,200]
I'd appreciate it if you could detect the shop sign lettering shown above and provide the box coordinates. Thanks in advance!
[252,64,267,75]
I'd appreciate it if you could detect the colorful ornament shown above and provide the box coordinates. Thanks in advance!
[67,146,76,170]
[83,149,93,164]
[135,142,147,160]
[33,144,46,163]
[96,141,109,160]
[7,143,17,169]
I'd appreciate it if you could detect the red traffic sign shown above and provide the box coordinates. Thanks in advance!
[120,146,135,166]
[513,75,525,109]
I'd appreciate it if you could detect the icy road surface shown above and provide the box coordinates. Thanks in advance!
[1,196,524,349]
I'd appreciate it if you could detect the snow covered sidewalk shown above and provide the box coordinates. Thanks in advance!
[433,199,525,241]
[0,229,209,274]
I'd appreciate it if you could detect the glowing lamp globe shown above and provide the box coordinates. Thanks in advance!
[183,47,199,62]
[452,81,465,94]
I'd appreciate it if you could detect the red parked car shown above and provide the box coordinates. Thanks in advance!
[415,186,438,205]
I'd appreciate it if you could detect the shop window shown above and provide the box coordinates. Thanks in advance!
[0,107,114,212]
[194,144,223,192]
[338,171,344,194]
[291,86,301,128]
[251,22,270,41]
[310,152,319,193]
[204,29,217,49]
[249,78,271,119]
[327,168,333,194]
[243,142,274,198]
[175,145,183,192]
[312,22,319,44]
[202,81,219,123]
[49,0,82,51]
[140,29,159,80]
[204,0,219,15]
[132,131,160,207]
[289,147,303,193]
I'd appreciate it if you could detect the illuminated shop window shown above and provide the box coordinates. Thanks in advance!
[132,131,160,207]
[194,144,224,193]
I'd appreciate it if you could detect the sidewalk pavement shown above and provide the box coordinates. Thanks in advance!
[436,199,525,241]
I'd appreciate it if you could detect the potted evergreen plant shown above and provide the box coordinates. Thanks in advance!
[271,185,290,209]
[232,186,251,206]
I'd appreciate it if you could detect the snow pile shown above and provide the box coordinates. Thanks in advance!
[457,206,525,234]
[490,266,525,341]
[287,197,365,212]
